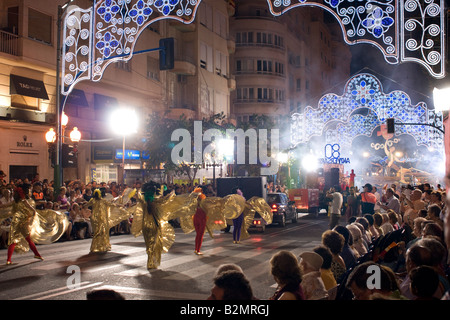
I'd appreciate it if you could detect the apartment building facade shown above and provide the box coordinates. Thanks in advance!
[230,0,351,124]
[0,0,235,184]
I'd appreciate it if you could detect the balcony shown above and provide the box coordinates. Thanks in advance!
[0,30,20,56]
[172,60,196,75]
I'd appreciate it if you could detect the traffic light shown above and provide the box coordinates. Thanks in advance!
[159,37,174,70]
[386,118,395,134]
[62,143,78,168]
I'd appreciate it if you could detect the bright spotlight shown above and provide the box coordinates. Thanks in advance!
[302,154,318,172]
[109,108,138,136]
[433,87,450,112]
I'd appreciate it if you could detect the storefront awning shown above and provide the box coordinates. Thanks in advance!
[63,88,89,107]
[10,74,49,100]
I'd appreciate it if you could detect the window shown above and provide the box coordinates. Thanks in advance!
[296,78,301,91]
[215,50,227,77]
[199,2,213,30]
[200,42,213,72]
[147,57,160,81]
[28,8,51,44]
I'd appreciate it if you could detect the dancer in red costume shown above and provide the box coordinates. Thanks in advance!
[193,186,207,255]
[3,185,43,265]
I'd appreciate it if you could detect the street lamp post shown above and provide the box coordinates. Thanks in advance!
[109,108,138,186]
[54,0,74,196]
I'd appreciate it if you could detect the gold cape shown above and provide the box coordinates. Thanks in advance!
[178,194,272,240]
[87,197,131,253]
[0,199,69,254]
[129,190,199,269]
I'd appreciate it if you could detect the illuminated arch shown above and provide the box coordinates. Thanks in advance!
[61,0,446,96]
[290,73,444,152]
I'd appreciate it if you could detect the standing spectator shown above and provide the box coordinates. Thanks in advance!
[402,189,426,228]
[345,186,360,222]
[299,251,328,300]
[313,245,337,291]
[321,230,347,284]
[358,183,377,215]
[427,204,444,229]
[269,250,305,300]
[207,270,254,300]
[378,188,401,215]
[326,186,343,229]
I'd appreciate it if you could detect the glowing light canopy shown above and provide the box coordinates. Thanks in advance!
[61,0,446,96]
[291,73,444,152]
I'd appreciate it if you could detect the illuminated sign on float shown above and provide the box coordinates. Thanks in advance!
[320,144,351,164]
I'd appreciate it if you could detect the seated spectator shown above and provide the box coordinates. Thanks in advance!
[381,212,394,235]
[70,203,91,239]
[347,223,368,257]
[406,217,427,249]
[387,209,401,230]
[417,238,449,298]
[334,225,358,267]
[422,222,444,244]
[299,251,328,300]
[86,289,125,300]
[418,209,428,218]
[207,270,254,300]
[321,230,347,284]
[313,245,337,291]
[213,263,244,278]
[373,212,384,236]
[364,213,380,240]
[269,250,304,300]
[355,217,372,245]
[346,261,403,300]
[410,266,440,300]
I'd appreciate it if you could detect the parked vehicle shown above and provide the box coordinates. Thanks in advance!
[266,192,297,227]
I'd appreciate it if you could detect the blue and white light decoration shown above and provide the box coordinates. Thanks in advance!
[62,0,201,96]
[267,0,445,79]
[61,0,445,96]
[291,73,444,154]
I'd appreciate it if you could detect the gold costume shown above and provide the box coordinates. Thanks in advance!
[178,193,273,240]
[130,189,199,269]
[87,197,130,253]
[0,199,69,253]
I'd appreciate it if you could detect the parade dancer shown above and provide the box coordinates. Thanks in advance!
[193,187,207,255]
[0,185,44,265]
[232,187,245,244]
[86,189,130,253]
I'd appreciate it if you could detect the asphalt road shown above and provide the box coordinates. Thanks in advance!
[0,213,330,301]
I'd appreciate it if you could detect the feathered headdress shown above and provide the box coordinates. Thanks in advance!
[93,188,102,199]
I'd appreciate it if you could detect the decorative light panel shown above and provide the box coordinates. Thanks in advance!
[266,0,445,79]
[62,0,201,96]
[291,73,444,151]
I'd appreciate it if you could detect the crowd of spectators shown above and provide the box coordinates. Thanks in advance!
[206,181,450,300]
[1,171,449,301]
[0,174,215,246]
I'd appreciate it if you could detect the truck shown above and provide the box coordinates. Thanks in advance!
[288,188,320,217]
